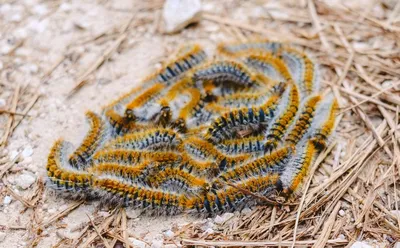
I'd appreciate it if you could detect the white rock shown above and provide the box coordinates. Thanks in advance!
[128,238,147,248]
[32,4,49,16]
[214,215,224,224]
[394,242,400,248]
[164,229,174,238]
[162,0,202,34]
[59,3,72,12]
[22,146,33,158]
[221,213,234,222]
[339,209,345,217]
[350,241,373,248]
[151,239,163,248]
[3,195,12,205]
[15,171,36,189]
[0,232,6,242]
[241,207,252,215]
[0,98,6,108]
[204,228,214,235]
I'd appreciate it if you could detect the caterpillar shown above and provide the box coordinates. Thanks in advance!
[104,108,151,135]
[182,137,251,170]
[172,88,202,132]
[216,40,282,57]
[187,173,280,213]
[68,111,109,169]
[192,60,261,88]
[264,84,300,152]
[244,53,293,83]
[278,47,319,96]
[216,135,265,155]
[124,83,166,121]
[105,128,182,151]
[46,140,93,197]
[143,44,207,86]
[92,178,189,214]
[284,94,322,146]
[205,93,281,142]
[280,141,316,194]
[146,167,209,194]
[217,146,294,182]
[92,149,181,165]
[90,161,151,184]
[309,97,339,150]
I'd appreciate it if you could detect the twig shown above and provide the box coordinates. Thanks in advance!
[1,84,20,145]
[86,214,112,248]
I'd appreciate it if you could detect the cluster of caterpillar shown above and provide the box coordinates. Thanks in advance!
[46,40,338,215]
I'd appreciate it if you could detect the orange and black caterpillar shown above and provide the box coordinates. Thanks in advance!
[46,140,93,198]
[264,84,300,152]
[205,94,281,142]
[68,111,109,169]
[45,40,338,215]
[105,127,182,151]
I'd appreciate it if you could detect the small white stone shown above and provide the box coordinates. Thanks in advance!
[350,241,373,248]
[164,229,174,238]
[3,195,12,205]
[163,0,202,34]
[394,242,400,248]
[22,146,33,158]
[48,208,57,214]
[59,3,72,12]
[204,228,214,235]
[151,239,163,248]
[0,98,6,108]
[214,215,224,224]
[241,207,252,215]
[338,234,346,240]
[338,209,345,217]
[15,171,36,189]
[0,232,6,242]
[32,4,49,16]
[128,238,147,248]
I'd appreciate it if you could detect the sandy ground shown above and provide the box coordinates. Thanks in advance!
[1,0,400,247]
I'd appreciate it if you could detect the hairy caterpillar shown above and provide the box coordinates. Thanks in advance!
[46,140,93,197]
[216,40,281,57]
[216,135,265,155]
[264,84,300,152]
[68,112,109,169]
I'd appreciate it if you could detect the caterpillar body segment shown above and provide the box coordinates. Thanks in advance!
[217,135,265,155]
[68,111,110,169]
[216,40,282,57]
[217,146,294,182]
[280,141,316,194]
[264,84,300,152]
[46,140,94,197]
[284,94,322,146]
[244,53,293,82]
[188,174,280,213]
[143,44,207,86]
[205,92,281,143]
[278,47,320,96]
[309,96,339,150]
[105,128,182,151]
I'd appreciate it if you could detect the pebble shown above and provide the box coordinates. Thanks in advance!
[0,232,6,242]
[204,228,214,235]
[151,239,163,248]
[15,171,36,189]
[22,146,33,158]
[350,241,373,248]
[162,0,202,33]
[0,98,6,108]
[128,238,147,248]
[214,213,235,224]
[3,195,12,205]
[164,229,174,238]
[338,209,345,217]
[241,207,252,215]
[394,242,400,248]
